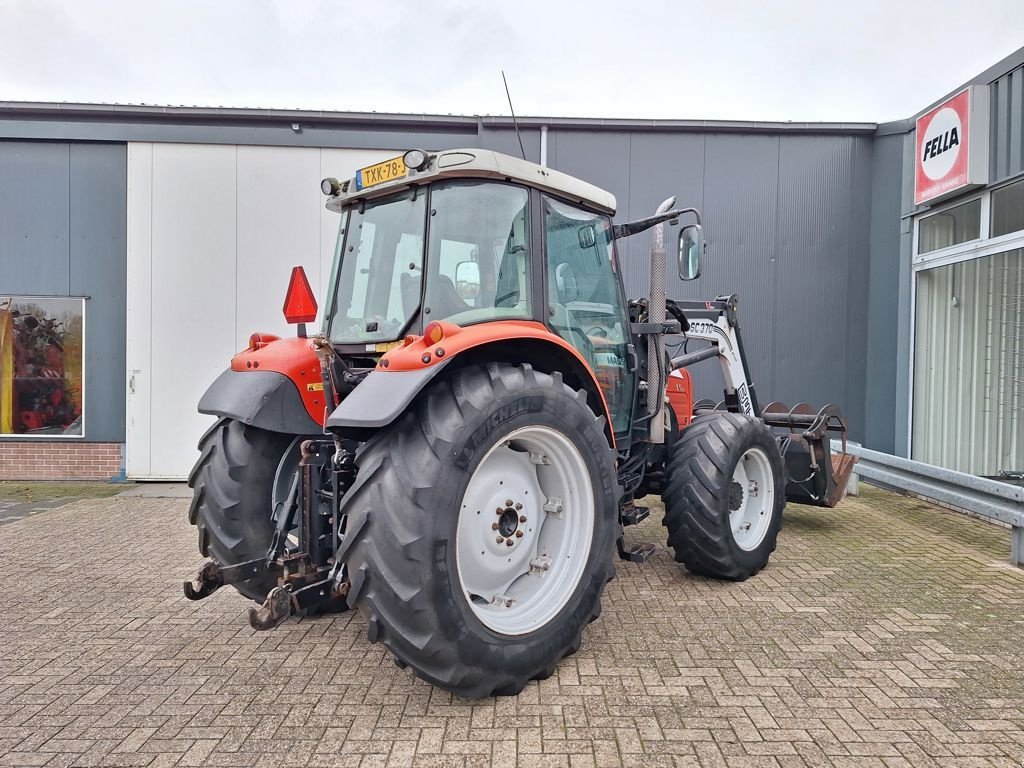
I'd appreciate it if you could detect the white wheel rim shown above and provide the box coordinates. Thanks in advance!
[455,425,595,636]
[728,447,774,551]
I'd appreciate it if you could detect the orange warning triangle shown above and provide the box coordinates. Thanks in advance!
[282,266,318,324]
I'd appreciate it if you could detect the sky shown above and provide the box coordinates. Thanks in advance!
[1,0,1023,123]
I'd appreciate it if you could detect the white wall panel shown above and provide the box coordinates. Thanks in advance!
[126,142,398,478]
[235,146,322,347]
[150,144,238,478]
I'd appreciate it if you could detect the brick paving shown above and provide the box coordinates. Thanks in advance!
[1,486,1023,767]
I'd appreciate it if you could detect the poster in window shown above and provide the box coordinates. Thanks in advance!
[0,297,84,437]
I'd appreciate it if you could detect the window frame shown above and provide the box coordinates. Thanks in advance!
[907,178,1024,458]
[422,179,537,329]
[990,176,1024,239]
[913,179,1024,271]
[540,192,635,437]
[0,295,87,440]
[325,187,429,346]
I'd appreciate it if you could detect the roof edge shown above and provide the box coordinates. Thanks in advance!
[0,100,878,134]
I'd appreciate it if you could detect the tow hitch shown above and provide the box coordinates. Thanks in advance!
[183,437,354,629]
[183,558,268,601]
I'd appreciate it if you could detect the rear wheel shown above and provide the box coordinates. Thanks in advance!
[338,363,617,698]
[187,418,347,613]
[662,412,785,581]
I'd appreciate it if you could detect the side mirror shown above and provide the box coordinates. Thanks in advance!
[455,261,481,300]
[678,224,703,281]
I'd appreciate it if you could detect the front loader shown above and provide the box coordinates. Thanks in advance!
[184,148,855,697]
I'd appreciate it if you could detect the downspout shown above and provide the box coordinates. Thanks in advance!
[540,125,548,167]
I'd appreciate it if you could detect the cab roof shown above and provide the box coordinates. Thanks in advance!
[325,148,617,215]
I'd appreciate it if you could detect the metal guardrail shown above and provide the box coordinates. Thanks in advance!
[832,441,1024,568]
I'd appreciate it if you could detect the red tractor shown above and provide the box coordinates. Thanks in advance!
[185,149,854,698]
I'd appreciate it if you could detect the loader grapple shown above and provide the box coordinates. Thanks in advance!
[761,402,857,508]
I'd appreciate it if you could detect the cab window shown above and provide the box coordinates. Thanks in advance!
[544,196,633,434]
[425,182,531,325]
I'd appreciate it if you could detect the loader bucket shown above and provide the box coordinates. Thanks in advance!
[761,402,857,508]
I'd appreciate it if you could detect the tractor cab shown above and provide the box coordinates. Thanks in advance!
[319,149,638,439]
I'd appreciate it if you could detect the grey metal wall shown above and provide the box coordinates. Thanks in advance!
[991,64,1024,183]
[0,111,883,446]
[864,131,906,454]
[537,128,874,442]
[0,141,126,443]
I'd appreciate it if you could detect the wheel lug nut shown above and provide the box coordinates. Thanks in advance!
[519,515,527,523]
[496,508,503,515]
[491,522,500,530]
[496,536,505,544]
[505,499,513,507]
[515,530,524,538]
[506,539,515,547]
[515,503,523,510]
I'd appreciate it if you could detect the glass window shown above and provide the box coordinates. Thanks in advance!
[991,179,1024,238]
[544,197,633,434]
[1,297,84,436]
[913,249,1023,476]
[425,182,531,325]
[329,191,426,344]
[918,198,981,254]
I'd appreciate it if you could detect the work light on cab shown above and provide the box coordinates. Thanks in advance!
[282,265,318,334]
[402,149,430,171]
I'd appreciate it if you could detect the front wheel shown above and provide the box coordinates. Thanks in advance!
[662,412,785,581]
[337,363,618,698]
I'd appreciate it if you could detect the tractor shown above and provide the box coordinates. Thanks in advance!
[184,148,855,698]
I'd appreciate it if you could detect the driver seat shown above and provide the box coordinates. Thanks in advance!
[548,263,594,368]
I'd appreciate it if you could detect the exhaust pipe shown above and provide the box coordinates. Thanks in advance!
[648,196,675,444]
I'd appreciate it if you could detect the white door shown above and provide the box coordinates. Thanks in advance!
[126,142,397,479]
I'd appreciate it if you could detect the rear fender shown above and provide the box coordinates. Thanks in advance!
[198,336,325,434]
[326,320,615,445]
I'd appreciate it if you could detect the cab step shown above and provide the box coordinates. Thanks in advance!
[620,503,650,526]
[616,538,657,563]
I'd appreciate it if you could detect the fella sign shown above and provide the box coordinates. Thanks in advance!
[914,86,989,206]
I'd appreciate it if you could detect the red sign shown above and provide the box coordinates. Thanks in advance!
[915,89,971,205]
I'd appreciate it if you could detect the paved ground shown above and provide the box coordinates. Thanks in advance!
[1,487,1023,767]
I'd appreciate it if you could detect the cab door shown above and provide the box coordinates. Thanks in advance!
[542,196,635,436]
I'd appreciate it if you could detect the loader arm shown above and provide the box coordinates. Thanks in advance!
[669,295,760,417]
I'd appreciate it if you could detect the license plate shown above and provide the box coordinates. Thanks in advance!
[356,156,407,190]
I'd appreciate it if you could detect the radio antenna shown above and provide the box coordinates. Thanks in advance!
[501,70,528,161]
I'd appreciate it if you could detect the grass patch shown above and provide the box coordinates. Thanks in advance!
[0,481,134,502]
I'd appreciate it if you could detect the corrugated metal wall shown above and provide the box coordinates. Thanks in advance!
[991,65,1024,183]
[542,129,873,440]
[0,141,126,442]
[864,132,906,454]
[913,249,1024,475]
[0,124,879,449]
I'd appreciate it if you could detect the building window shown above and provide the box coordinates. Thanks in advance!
[0,297,85,437]
[991,179,1024,238]
[918,198,982,254]
[913,249,1023,477]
